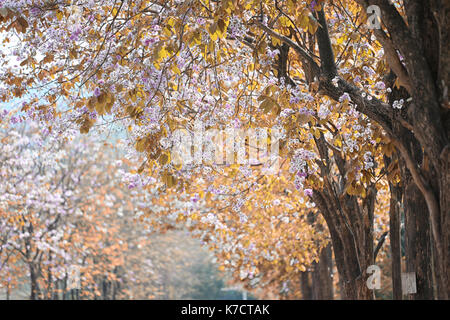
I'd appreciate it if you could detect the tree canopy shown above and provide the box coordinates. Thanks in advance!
[0,0,448,300]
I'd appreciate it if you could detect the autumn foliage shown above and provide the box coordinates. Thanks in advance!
[0,0,448,300]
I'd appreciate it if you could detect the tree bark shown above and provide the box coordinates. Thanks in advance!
[312,244,334,299]
[300,271,312,300]
[29,263,39,300]
[395,118,435,300]
[357,0,450,299]
[404,179,434,299]
[388,178,403,300]
[313,189,376,300]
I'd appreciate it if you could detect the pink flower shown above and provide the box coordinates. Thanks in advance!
[94,87,101,97]
[304,188,313,197]
[297,171,307,178]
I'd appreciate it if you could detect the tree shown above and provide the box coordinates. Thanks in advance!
[0,0,447,299]
[0,119,232,300]
[0,120,153,299]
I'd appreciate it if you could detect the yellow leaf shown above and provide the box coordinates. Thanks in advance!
[158,151,171,166]
[298,12,309,30]
[136,138,147,152]
[271,37,281,46]
[95,100,105,115]
[313,128,321,139]
[172,64,181,75]
[167,17,176,27]
[260,98,273,113]
[279,16,292,28]
[162,171,177,188]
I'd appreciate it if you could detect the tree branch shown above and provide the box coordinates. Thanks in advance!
[374,231,388,261]
[314,8,337,78]
[373,28,413,94]
[254,20,320,75]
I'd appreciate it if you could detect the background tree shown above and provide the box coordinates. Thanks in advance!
[0,0,447,299]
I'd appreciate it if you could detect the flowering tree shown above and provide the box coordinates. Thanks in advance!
[0,120,159,299]
[0,0,448,299]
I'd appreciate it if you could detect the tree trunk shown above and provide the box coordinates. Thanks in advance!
[320,0,450,299]
[300,271,312,300]
[438,146,450,299]
[313,190,376,300]
[404,179,434,299]
[311,244,334,299]
[29,263,39,300]
[388,180,403,300]
[372,0,449,299]
[395,123,435,300]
